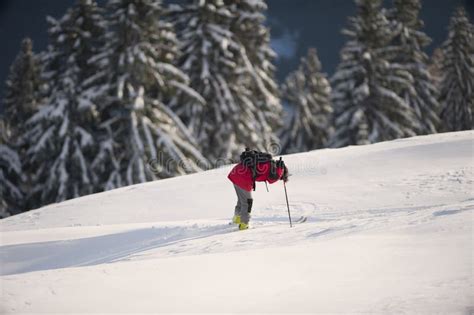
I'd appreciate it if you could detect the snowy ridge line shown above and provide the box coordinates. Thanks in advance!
[0,222,235,276]
[71,223,237,268]
[0,216,313,276]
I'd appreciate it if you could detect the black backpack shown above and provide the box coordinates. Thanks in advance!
[240,148,277,190]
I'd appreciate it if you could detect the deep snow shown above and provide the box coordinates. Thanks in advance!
[0,131,473,313]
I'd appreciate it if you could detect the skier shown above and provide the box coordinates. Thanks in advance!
[228,148,289,230]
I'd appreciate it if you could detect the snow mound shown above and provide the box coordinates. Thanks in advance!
[1,131,473,313]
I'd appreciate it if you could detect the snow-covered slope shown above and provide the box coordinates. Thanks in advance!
[1,131,473,313]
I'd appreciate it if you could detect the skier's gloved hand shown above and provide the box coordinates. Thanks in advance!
[276,159,284,168]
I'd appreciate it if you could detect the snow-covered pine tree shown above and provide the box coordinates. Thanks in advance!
[329,0,418,148]
[226,0,283,143]
[0,121,23,217]
[428,48,444,88]
[3,38,43,142]
[23,0,106,209]
[169,0,281,160]
[439,7,474,131]
[280,48,332,153]
[84,0,207,190]
[2,38,42,213]
[388,0,441,134]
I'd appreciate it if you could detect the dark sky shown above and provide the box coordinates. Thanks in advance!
[0,0,473,110]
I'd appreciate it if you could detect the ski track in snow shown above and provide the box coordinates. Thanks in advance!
[1,198,472,276]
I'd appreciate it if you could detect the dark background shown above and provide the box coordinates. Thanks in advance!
[0,0,473,112]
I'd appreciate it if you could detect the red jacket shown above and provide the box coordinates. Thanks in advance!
[228,162,284,192]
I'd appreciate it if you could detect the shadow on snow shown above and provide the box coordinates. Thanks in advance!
[0,223,236,276]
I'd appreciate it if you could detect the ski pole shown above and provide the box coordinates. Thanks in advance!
[265,181,269,192]
[283,181,292,228]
